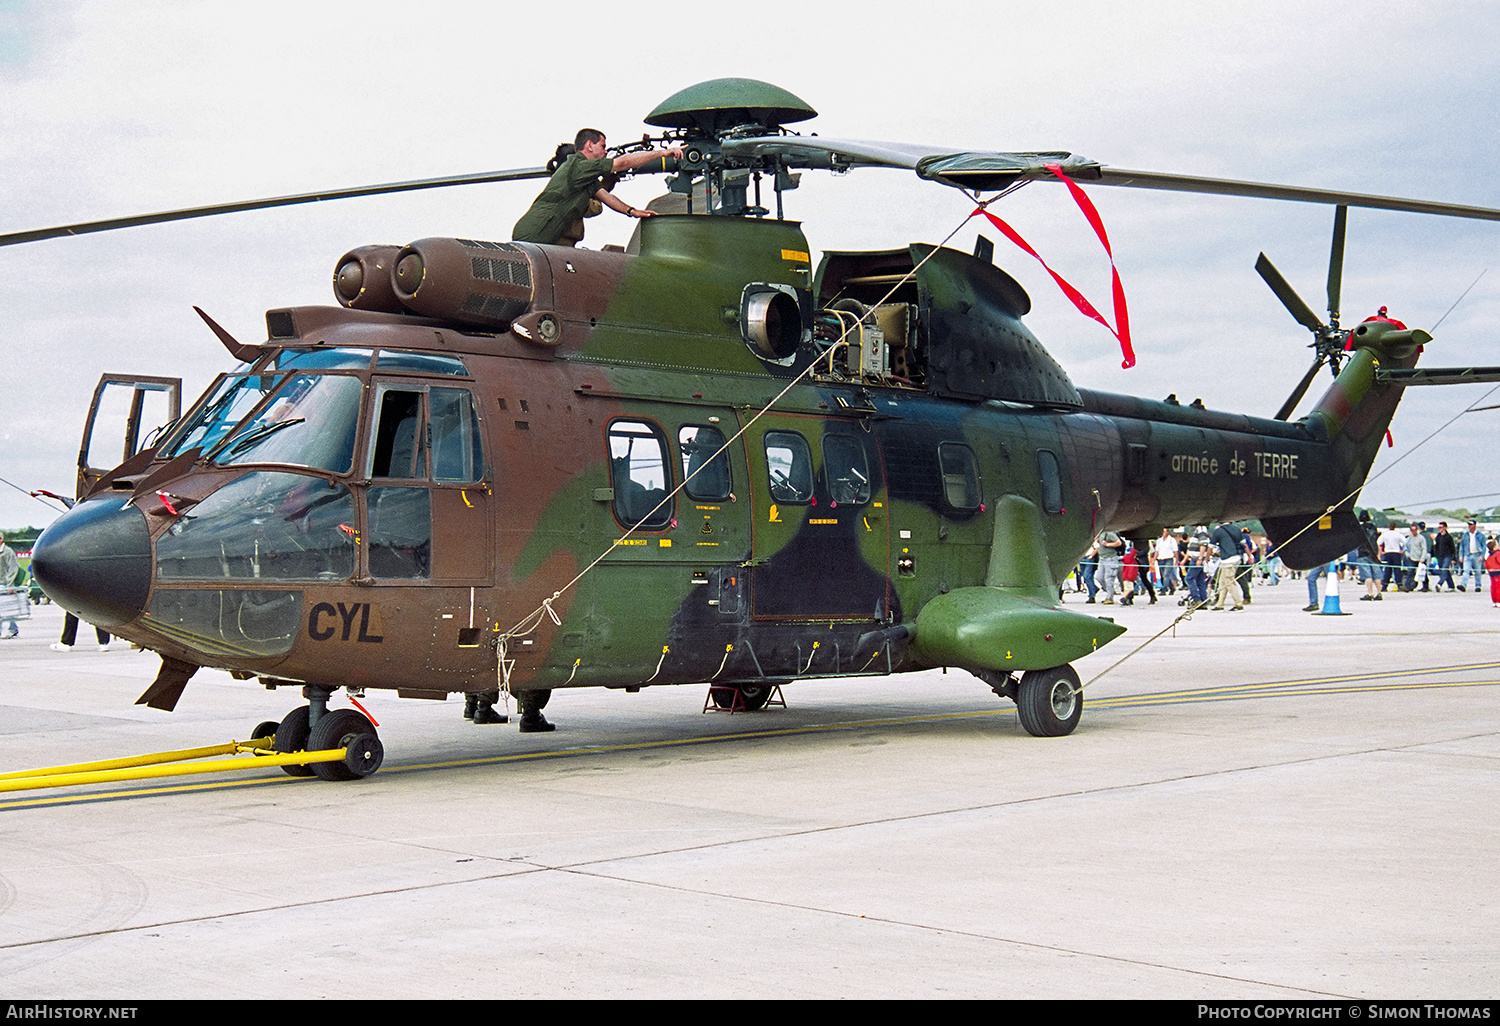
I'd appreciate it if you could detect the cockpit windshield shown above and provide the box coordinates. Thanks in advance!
[160,372,288,460]
[211,373,363,473]
[156,347,466,475]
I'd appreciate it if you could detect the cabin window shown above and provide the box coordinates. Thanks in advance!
[938,442,981,510]
[608,420,673,529]
[1037,449,1063,514]
[823,434,871,506]
[679,425,732,501]
[764,431,813,503]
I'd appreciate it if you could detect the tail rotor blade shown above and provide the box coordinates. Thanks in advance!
[1327,204,1347,326]
[1274,355,1328,421]
[1256,253,1326,333]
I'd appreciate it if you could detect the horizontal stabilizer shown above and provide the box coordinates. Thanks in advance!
[1375,366,1500,386]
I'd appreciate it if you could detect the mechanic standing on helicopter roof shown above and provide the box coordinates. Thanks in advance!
[513,129,684,247]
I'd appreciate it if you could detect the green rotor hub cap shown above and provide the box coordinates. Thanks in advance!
[645,78,817,133]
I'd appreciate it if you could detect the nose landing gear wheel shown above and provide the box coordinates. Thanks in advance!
[272,706,315,777]
[307,707,384,781]
[1015,664,1083,737]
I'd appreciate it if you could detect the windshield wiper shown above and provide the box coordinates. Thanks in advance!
[209,417,306,461]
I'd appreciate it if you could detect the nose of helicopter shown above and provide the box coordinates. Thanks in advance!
[31,497,154,627]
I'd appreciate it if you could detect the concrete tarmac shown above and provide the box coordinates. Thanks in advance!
[1,578,1497,999]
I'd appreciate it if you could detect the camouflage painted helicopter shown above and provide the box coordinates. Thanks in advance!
[13,79,1500,780]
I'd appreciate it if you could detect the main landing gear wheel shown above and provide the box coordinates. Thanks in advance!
[307,707,384,781]
[710,683,779,712]
[273,706,315,777]
[1015,665,1083,737]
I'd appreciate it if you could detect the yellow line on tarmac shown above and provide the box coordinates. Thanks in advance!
[0,772,309,811]
[1093,662,1500,704]
[1092,678,1500,708]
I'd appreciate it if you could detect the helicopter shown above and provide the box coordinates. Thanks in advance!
[13,78,1500,781]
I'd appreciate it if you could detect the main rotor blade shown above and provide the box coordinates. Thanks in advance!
[1274,355,1328,421]
[1096,167,1500,222]
[1327,204,1347,325]
[1256,253,1326,333]
[0,165,550,248]
[729,136,1500,223]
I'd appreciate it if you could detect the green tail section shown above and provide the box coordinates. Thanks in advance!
[1305,323,1431,493]
[1264,322,1431,569]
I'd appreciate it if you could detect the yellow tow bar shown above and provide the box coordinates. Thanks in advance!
[0,737,349,793]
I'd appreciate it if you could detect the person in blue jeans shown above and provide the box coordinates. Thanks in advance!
[1304,563,1326,611]
[1431,522,1458,591]
[1079,543,1100,603]
[1459,520,1487,592]
[1181,527,1211,606]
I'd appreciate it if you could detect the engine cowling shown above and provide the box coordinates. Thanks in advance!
[332,245,405,313]
[391,237,544,329]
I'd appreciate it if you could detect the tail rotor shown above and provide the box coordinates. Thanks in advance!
[1259,204,1351,420]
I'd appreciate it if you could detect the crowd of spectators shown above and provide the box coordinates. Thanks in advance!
[1067,515,1500,610]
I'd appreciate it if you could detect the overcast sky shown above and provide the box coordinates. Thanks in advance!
[2,0,1498,530]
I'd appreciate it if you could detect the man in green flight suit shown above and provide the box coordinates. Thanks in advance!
[513,129,684,247]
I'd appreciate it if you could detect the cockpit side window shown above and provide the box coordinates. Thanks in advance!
[370,390,426,480]
[368,486,431,579]
[368,384,485,484]
[430,388,484,483]
[364,382,484,580]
